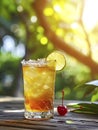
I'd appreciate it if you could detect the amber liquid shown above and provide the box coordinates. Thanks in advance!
[22,60,56,119]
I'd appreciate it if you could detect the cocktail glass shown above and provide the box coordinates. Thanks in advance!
[21,59,56,120]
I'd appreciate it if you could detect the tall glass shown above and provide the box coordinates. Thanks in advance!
[21,59,56,120]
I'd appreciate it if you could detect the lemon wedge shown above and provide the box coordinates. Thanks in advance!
[47,51,66,71]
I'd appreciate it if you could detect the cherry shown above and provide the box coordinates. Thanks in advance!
[57,90,68,116]
[57,105,68,116]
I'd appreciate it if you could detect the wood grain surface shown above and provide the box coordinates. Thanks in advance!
[0,97,98,130]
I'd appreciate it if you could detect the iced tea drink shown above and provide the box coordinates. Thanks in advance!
[21,59,56,120]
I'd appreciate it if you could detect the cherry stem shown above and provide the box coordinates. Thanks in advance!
[62,90,64,106]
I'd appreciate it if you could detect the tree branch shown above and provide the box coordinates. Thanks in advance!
[33,0,98,74]
[78,0,92,57]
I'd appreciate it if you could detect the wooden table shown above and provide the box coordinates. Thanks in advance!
[0,97,98,130]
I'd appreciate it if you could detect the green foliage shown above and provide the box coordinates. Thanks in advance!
[75,80,98,101]
[0,53,21,96]
[55,54,92,100]
[68,102,98,115]
[0,0,98,99]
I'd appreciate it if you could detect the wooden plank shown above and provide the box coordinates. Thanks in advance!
[0,115,98,130]
[0,119,98,130]
[0,120,58,130]
[0,126,35,130]
[0,98,98,130]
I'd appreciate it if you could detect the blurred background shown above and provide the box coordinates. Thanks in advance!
[0,0,98,101]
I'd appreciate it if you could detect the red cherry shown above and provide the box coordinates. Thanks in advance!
[57,90,68,116]
[57,105,68,116]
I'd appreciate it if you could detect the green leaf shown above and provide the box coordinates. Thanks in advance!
[67,102,98,114]
[85,80,98,86]
[75,80,98,99]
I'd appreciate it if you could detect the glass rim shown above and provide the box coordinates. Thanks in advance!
[21,59,56,66]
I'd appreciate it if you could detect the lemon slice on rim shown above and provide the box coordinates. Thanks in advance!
[47,51,66,71]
